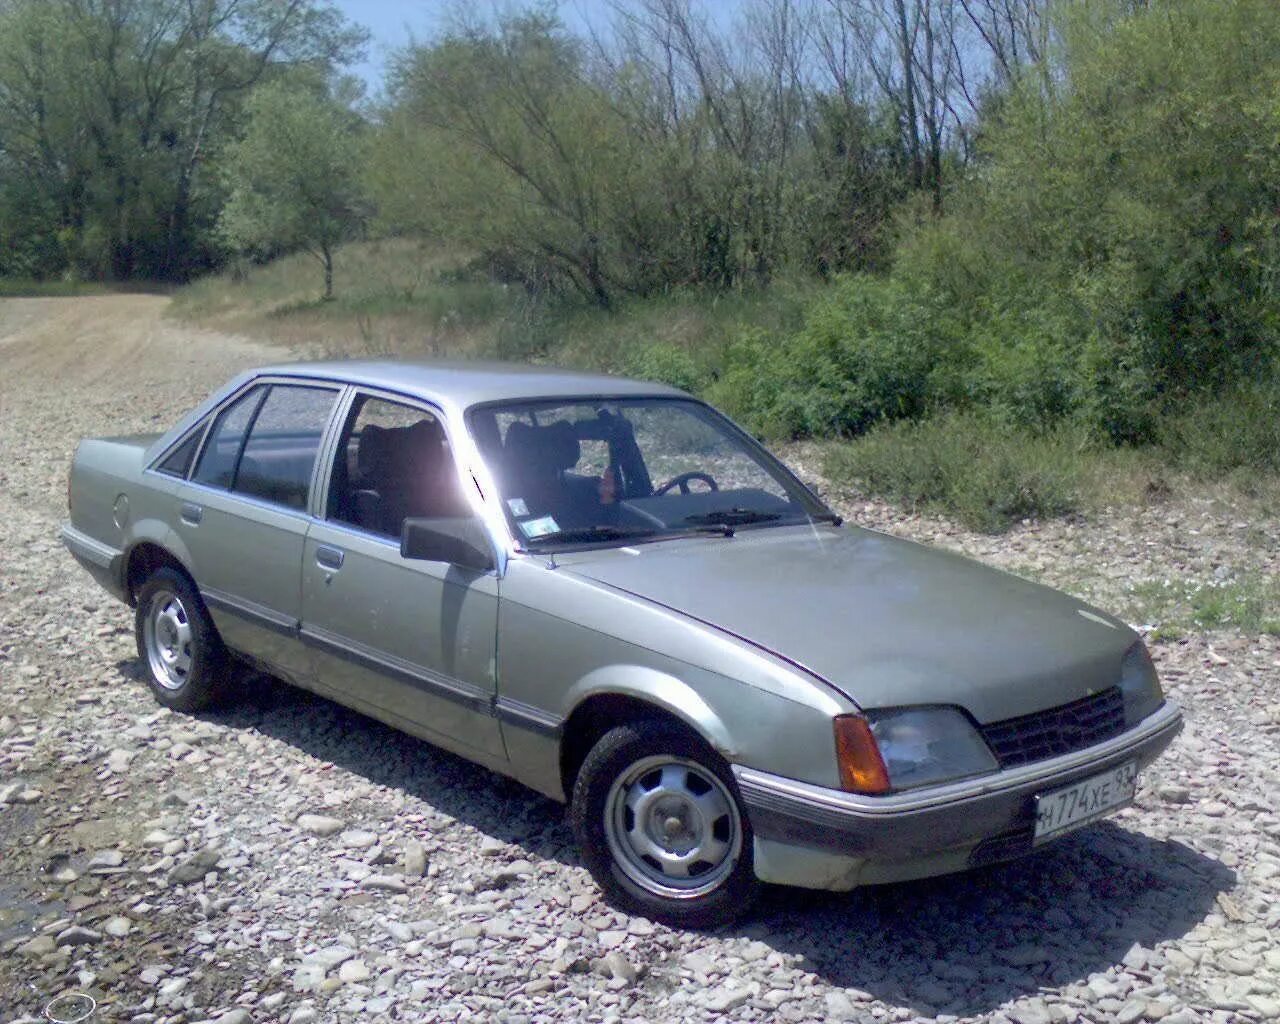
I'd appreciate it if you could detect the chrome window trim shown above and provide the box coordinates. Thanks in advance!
[184,378,341,513]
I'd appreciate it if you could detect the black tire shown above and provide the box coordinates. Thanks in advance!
[570,719,758,927]
[134,567,231,712]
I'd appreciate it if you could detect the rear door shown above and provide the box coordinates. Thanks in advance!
[177,380,341,682]
[299,390,504,760]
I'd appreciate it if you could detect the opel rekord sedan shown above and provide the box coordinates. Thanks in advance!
[62,361,1182,924]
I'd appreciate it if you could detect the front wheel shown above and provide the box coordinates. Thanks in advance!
[135,567,231,712]
[570,720,758,927]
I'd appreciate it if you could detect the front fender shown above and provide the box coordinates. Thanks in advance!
[562,664,735,757]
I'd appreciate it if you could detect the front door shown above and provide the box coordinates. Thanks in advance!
[299,391,504,760]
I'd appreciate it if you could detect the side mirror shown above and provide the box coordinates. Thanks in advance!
[400,517,496,573]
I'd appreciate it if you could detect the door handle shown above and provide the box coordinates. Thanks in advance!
[316,545,345,571]
[180,502,203,525]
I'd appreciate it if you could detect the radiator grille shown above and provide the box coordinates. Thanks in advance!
[980,687,1125,768]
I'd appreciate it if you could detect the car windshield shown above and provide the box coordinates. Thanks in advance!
[467,397,834,548]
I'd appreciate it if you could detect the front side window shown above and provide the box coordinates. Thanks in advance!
[234,385,339,509]
[328,394,471,539]
[468,398,831,548]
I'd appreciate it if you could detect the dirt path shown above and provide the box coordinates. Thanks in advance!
[1,297,1277,1024]
[0,296,280,518]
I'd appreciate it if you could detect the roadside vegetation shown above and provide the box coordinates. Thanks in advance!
[3,0,1279,535]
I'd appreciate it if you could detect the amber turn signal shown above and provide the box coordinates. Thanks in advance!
[833,715,891,794]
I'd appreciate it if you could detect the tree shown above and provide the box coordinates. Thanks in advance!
[219,78,366,298]
[0,0,365,281]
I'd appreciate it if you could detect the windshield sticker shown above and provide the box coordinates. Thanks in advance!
[521,515,559,538]
[507,497,530,517]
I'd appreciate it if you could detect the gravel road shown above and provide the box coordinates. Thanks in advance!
[1,296,1278,1024]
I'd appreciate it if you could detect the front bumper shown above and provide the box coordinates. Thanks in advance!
[734,700,1182,890]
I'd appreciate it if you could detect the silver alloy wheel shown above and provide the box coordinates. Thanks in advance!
[142,589,194,691]
[603,754,743,899]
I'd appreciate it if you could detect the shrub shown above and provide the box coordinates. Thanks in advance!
[619,341,709,394]
[823,412,1088,533]
[710,275,966,438]
[1160,380,1280,478]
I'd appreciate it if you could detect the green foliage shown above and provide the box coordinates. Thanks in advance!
[882,0,1280,442]
[618,343,709,395]
[1159,380,1280,479]
[366,10,906,308]
[711,276,965,438]
[0,0,365,283]
[0,278,109,297]
[823,413,1088,533]
[220,78,367,299]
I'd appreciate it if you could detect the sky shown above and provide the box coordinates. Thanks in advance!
[331,1,747,94]
[330,1,618,94]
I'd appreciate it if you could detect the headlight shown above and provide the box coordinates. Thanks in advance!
[834,707,998,794]
[1119,641,1163,725]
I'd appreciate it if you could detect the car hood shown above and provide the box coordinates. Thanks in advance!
[558,525,1137,724]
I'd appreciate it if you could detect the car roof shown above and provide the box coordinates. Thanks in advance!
[255,358,689,410]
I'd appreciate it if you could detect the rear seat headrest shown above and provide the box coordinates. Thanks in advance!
[504,420,580,474]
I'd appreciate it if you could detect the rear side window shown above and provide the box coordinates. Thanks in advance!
[193,386,266,489]
[156,422,207,478]
[234,385,338,509]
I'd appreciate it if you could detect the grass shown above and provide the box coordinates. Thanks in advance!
[1120,575,1280,636]
[168,239,526,356]
[822,412,1101,533]
[167,238,821,377]
[0,278,113,297]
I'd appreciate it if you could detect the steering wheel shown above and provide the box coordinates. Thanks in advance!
[654,471,720,496]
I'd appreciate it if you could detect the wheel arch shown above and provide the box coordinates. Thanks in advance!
[123,538,194,605]
[558,668,734,799]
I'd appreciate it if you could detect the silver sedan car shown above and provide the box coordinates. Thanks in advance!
[62,360,1182,925]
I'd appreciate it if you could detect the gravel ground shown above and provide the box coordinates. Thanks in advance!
[1,296,1278,1024]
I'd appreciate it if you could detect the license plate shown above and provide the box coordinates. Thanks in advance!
[1033,762,1137,844]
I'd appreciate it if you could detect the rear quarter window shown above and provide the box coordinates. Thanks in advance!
[156,423,207,478]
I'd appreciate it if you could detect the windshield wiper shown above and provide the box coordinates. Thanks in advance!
[528,522,736,546]
[527,524,662,545]
[684,508,784,527]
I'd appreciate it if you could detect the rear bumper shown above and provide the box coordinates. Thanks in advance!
[735,699,1182,890]
[60,522,127,602]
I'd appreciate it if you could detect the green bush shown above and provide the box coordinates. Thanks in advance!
[619,341,709,394]
[710,275,966,438]
[877,0,1280,444]
[1160,380,1280,478]
[823,412,1088,533]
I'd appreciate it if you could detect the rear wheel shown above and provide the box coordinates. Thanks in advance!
[570,720,758,927]
[135,567,230,712]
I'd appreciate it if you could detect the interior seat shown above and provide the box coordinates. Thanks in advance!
[502,420,591,523]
